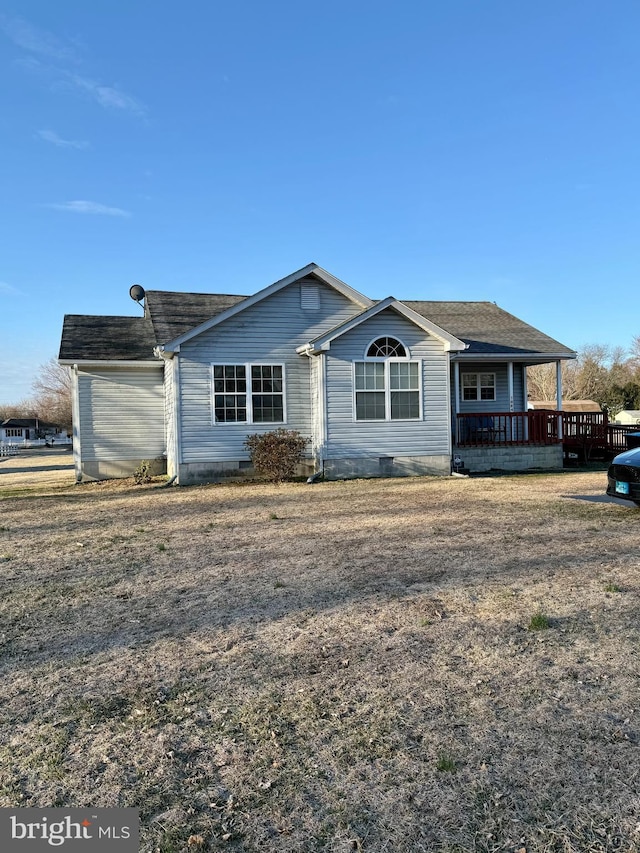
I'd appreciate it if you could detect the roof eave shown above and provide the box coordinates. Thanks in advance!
[451,351,577,361]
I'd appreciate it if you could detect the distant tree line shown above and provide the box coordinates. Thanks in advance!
[0,358,72,433]
[527,335,640,416]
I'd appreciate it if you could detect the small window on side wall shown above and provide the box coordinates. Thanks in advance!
[462,372,496,401]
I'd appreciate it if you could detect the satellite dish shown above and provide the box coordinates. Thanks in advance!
[129,284,145,303]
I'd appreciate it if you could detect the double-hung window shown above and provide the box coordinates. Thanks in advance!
[213,363,285,424]
[354,337,421,421]
[462,372,496,402]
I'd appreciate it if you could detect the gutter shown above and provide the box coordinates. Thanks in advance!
[59,359,161,368]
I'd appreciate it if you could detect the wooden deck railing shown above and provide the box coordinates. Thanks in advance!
[607,424,640,455]
[456,411,559,446]
[456,410,640,456]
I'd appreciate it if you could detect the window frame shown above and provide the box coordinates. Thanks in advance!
[462,372,496,402]
[364,335,408,358]
[4,428,23,437]
[211,362,287,426]
[352,357,422,422]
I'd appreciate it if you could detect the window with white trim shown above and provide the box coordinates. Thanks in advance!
[462,372,496,401]
[366,336,407,357]
[354,337,421,421]
[213,364,285,424]
[4,428,23,437]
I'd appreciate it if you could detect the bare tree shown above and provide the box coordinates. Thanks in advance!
[629,335,640,371]
[0,400,37,422]
[526,361,579,403]
[30,358,72,433]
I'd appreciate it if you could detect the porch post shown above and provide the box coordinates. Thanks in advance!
[453,361,460,444]
[523,365,529,441]
[507,362,514,411]
[556,360,563,440]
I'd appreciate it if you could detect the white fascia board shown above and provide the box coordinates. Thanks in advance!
[161,263,374,353]
[299,297,467,354]
[451,352,576,362]
[59,359,161,368]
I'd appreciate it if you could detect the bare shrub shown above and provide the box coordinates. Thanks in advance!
[133,460,152,485]
[244,428,308,483]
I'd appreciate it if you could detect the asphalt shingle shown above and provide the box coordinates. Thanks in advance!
[59,291,574,361]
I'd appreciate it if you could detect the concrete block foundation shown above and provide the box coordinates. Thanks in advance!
[322,454,452,480]
[453,444,563,473]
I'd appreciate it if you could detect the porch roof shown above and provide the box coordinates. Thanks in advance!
[404,301,575,358]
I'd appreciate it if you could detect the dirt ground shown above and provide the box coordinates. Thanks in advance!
[1,450,639,852]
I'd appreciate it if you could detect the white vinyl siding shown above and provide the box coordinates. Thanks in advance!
[78,367,165,461]
[324,309,450,458]
[177,278,363,463]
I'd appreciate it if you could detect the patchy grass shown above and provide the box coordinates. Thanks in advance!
[0,464,639,852]
[528,611,551,631]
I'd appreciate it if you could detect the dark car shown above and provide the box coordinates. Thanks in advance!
[607,446,640,506]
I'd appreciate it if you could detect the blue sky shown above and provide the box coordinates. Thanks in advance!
[1,1,639,403]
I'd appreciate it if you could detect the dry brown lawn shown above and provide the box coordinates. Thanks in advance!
[1,450,639,852]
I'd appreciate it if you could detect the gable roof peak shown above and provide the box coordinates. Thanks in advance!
[158,263,373,352]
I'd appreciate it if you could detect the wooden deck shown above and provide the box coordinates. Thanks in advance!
[456,411,638,461]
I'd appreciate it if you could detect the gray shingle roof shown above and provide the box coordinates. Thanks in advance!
[144,291,247,344]
[59,290,575,362]
[58,315,158,361]
[1,418,59,429]
[404,301,575,356]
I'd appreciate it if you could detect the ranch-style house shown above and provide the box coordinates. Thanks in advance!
[58,263,575,484]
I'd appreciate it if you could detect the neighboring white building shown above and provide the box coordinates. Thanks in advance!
[0,419,68,445]
[613,410,640,426]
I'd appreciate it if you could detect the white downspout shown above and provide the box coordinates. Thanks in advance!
[318,352,328,472]
[174,355,183,481]
[306,351,327,482]
[71,364,82,482]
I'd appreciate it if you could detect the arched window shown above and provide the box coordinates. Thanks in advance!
[366,336,407,358]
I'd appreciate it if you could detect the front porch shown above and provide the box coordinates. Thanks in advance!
[454,410,637,472]
[455,410,560,447]
[453,411,561,472]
